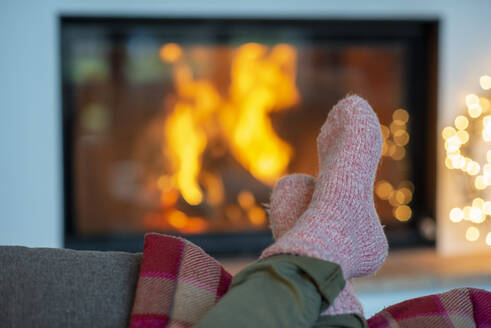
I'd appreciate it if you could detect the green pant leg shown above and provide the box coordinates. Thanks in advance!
[194,255,365,328]
[313,313,367,328]
[284,256,367,328]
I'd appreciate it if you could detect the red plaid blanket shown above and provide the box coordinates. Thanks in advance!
[130,233,491,327]
[368,287,491,328]
[129,233,232,328]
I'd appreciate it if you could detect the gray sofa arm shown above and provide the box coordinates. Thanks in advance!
[0,246,141,327]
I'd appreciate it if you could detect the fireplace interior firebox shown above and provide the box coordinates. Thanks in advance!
[61,18,437,255]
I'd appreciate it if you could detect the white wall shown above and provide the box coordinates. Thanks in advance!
[1,0,491,249]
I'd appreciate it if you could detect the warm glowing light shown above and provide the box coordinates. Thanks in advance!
[382,109,410,162]
[486,232,491,246]
[453,155,466,169]
[393,109,409,123]
[468,104,483,118]
[394,205,412,221]
[162,43,299,205]
[481,98,491,113]
[393,190,406,205]
[442,126,457,140]
[469,207,483,223]
[483,116,491,142]
[164,57,222,207]
[381,125,390,139]
[238,190,255,209]
[454,115,469,130]
[449,156,459,168]
[483,129,491,142]
[466,94,482,118]
[226,43,298,184]
[160,43,183,63]
[248,206,266,226]
[399,180,415,192]
[386,140,396,157]
[390,120,405,135]
[181,217,208,234]
[398,187,412,204]
[449,208,464,223]
[381,142,389,156]
[160,190,179,208]
[158,175,174,191]
[445,135,461,152]
[472,197,484,208]
[456,130,469,144]
[480,75,491,90]
[393,130,410,146]
[375,180,393,200]
[202,173,224,206]
[391,146,406,160]
[475,176,486,190]
[444,79,491,243]
[466,157,474,168]
[466,94,480,107]
[466,161,480,176]
[465,226,480,241]
[168,210,188,229]
[165,103,207,205]
[445,157,454,169]
[388,193,400,207]
[483,201,491,215]
[380,108,411,163]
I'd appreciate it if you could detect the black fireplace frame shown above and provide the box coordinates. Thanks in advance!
[61,16,438,255]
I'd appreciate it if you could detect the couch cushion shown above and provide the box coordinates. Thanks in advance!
[0,246,141,327]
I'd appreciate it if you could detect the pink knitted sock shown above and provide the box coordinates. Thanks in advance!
[268,174,364,317]
[261,95,388,280]
[268,174,315,240]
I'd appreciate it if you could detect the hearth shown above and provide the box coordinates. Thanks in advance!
[61,17,437,255]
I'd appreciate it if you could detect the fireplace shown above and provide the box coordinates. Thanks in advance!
[61,17,437,255]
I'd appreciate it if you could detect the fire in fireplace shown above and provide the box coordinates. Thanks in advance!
[145,42,300,235]
[61,18,437,254]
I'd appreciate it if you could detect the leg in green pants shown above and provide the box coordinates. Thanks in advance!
[194,255,367,328]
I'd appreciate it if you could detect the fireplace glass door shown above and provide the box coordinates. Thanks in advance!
[62,18,437,254]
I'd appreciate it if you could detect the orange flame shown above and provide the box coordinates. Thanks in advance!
[225,43,298,184]
[164,103,207,205]
[160,42,299,208]
[160,43,182,63]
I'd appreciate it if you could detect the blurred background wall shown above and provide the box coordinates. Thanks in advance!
[1,0,491,249]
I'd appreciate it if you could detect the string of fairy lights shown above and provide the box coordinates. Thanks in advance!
[374,108,414,222]
[443,74,491,246]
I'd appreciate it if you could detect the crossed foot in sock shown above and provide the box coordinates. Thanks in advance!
[263,95,389,316]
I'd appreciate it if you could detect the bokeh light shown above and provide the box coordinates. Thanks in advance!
[480,75,491,90]
[465,226,480,242]
[444,83,491,246]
